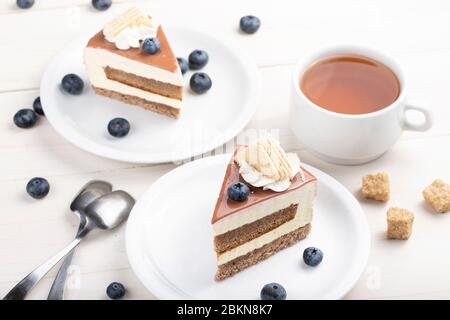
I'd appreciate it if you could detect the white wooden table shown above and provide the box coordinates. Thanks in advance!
[1,0,449,300]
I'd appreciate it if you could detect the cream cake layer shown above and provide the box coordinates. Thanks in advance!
[214,204,298,254]
[212,181,315,236]
[84,47,184,87]
[84,53,182,110]
[216,224,311,280]
[216,181,316,266]
[104,67,183,100]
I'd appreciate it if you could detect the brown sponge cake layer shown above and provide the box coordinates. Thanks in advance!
[93,86,180,119]
[215,223,311,281]
[214,204,298,254]
[104,66,183,100]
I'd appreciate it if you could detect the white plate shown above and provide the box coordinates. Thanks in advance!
[126,155,370,299]
[40,27,260,163]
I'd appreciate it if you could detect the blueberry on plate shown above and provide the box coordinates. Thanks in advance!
[227,182,250,202]
[260,283,287,300]
[106,282,126,300]
[33,97,44,116]
[188,50,209,70]
[108,118,130,138]
[240,15,261,34]
[189,72,212,94]
[14,109,38,129]
[303,247,323,266]
[16,0,34,9]
[61,74,84,95]
[177,57,189,75]
[26,177,50,199]
[92,0,112,11]
[142,38,161,54]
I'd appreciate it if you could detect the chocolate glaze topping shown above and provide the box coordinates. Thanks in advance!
[86,26,178,73]
[211,147,317,224]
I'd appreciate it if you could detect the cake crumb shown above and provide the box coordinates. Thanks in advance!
[387,207,414,240]
[422,179,450,213]
[362,172,390,202]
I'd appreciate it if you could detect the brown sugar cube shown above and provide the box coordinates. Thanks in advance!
[387,207,414,240]
[422,179,450,213]
[362,173,390,202]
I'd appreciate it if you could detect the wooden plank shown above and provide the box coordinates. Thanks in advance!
[0,135,448,299]
[2,1,450,91]
[0,60,447,182]
[300,135,450,300]
[0,0,137,14]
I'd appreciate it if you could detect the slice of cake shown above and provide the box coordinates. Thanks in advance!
[84,7,184,118]
[212,135,317,280]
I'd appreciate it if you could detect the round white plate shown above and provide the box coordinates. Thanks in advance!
[126,155,370,299]
[40,27,260,163]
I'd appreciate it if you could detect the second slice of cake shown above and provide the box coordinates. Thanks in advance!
[212,135,317,280]
[84,7,184,118]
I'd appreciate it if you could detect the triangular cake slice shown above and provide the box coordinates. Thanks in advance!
[212,136,317,280]
[84,7,184,118]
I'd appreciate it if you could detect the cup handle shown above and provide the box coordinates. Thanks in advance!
[402,102,433,131]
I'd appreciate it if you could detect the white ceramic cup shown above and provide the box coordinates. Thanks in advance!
[289,45,433,165]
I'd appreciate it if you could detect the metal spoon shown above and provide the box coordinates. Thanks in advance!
[47,180,113,300]
[3,190,135,300]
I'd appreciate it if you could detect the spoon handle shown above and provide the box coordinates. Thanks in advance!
[46,247,77,300]
[3,238,81,300]
[47,216,86,300]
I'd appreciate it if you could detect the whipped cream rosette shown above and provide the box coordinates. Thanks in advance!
[235,136,305,192]
[103,6,159,50]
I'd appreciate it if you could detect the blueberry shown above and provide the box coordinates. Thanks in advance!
[33,97,44,116]
[14,109,38,129]
[260,283,287,300]
[61,74,84,95]
[16,0,34,9]
[240,15,261,34]
[91,0,112,11]
[303,247,323,266]
[108,118,130,138]
[177,57,189,75]
[26,177,50,199]
[188,50,209,70]
[142,38,161,54]
[227,182,250,202]
[106,282,126,300]
[189,72,212,94]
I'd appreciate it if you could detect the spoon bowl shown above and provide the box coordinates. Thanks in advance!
[83,190,135,230]
[70,180,113,212]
